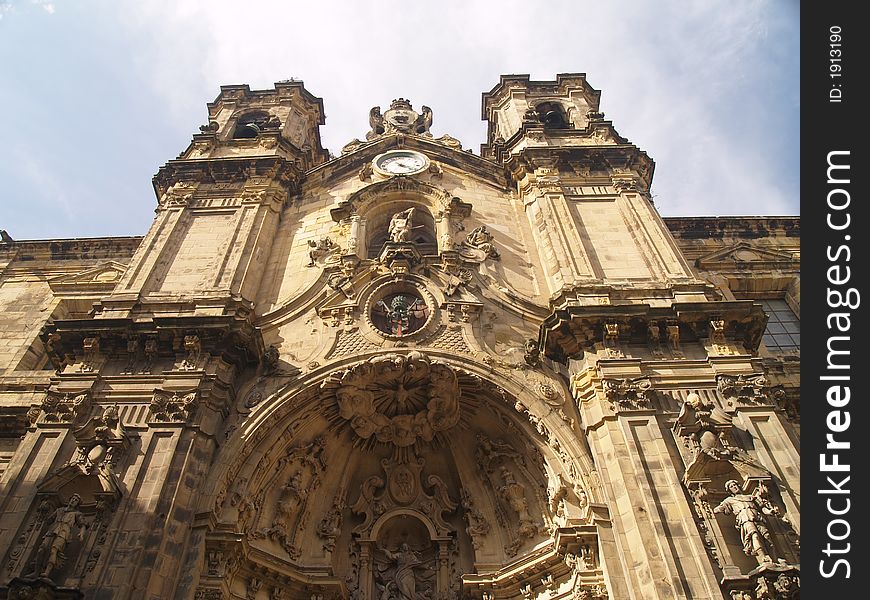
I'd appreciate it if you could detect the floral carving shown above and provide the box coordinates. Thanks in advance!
[320,351,460,447]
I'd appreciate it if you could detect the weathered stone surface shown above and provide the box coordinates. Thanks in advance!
[0,75,799,600]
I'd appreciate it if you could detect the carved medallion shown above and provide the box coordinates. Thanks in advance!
[321,351,460,447]
[371,291,429,337]
[388,462,419,505]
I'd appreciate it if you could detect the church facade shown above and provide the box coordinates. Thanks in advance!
[0,74,799,600]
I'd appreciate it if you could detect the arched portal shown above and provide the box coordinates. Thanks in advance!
[192,351,604,599]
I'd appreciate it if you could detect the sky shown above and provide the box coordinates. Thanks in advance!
[0,0,799,241]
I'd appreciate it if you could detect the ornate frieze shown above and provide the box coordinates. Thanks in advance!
[717,373,774,406]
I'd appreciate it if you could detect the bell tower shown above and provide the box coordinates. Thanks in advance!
[95,80,327,320]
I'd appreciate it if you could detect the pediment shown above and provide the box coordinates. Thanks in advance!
[312,133,510,191]
[330,175,472,222]
[48,261,128,292]
[37,463,123,507]
[695,243,797,271]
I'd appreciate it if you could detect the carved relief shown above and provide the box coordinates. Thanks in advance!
[308,237,339,266]
[321,352,460,447]
[601,377,652,412]
[70,405,130,474]
[35,391,91,425]
[149,389,197,423]
[459,488,491,549]
[717,373,772,406]
[316,495,345,553]
[673,391,736,481]
[459,226,500,261]
[253,436,327,559]
[498,467,537,539]
[754,569,800,599]
[350,456,457,538]
[366,99,433,140]
[475,434,544,556]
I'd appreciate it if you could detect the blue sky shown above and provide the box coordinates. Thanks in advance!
[0,1,799,240]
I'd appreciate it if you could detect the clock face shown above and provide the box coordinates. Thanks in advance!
[374,150,429,175]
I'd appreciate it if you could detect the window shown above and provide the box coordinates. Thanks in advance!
[760,299,800,352]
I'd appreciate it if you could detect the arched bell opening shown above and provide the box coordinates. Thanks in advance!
[533,101,570,129]
[232,110,271,139]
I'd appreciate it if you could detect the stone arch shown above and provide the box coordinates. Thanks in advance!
[330,178,472,258]
[366,203,438,258]
[230,109,272,139]
[192,351,599,596]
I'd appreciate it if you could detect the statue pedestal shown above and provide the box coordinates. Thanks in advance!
[0,577,83,600]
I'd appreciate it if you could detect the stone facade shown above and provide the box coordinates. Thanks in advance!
[0,74,799,600]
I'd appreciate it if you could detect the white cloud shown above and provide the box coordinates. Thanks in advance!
[1,0,799,239]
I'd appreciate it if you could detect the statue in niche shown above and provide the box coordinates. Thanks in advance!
[376,542,433,600]
[498,467,536,538]
[29,494,86,579]
[713,480,777,565]
[388,208,421,243]
[270,471,307,537]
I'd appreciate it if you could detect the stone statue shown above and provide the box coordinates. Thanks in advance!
[272,471,307,534]
[30,494,86,578]
[713,480,776,564]
[499,467,536,538]
[388,208,419,243]
[464,225,500,259]
[383,543,423,600]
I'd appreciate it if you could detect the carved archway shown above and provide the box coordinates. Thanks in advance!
[193,351,604,599]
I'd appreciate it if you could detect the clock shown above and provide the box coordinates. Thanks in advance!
[373,150,430,176]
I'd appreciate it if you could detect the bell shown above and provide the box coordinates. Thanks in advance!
[543,110,565,128]
[243,122,261,136]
